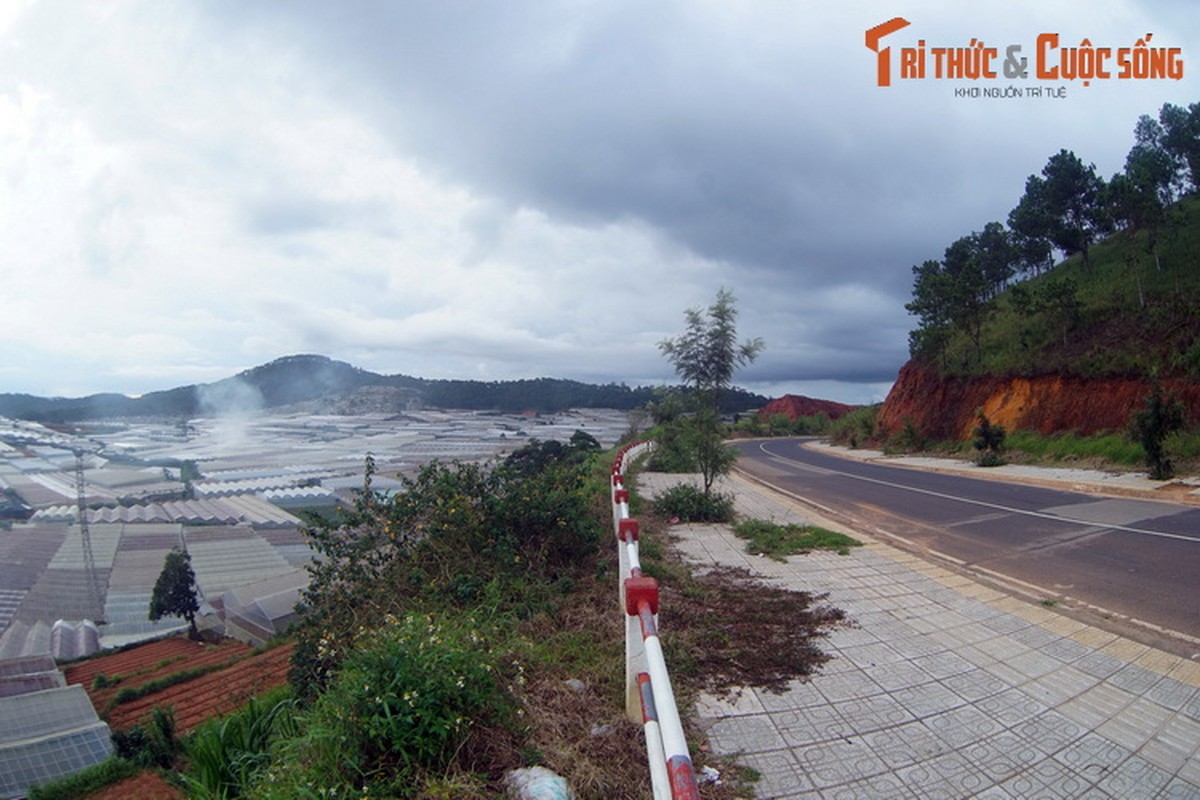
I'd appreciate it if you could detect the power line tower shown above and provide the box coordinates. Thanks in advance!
[74,449,106,624]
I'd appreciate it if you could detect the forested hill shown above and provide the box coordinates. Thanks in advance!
[0,354,769,422]
[909,195,1200,381]
[879,101,1200,441]
[904,101,1200,381]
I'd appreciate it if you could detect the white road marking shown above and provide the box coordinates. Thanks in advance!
[752,441,1199,545]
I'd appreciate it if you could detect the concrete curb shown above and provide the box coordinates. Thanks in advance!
[804,440,1200,507]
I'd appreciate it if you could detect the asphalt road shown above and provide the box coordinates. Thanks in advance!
[733,438,1200,650]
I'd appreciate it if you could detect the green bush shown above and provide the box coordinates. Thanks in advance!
[791,412,832,436]
[1171,339,1200,378]
[972,412,1007,467]
[887,418,928,454]
[257,614,514,798]
[975,450,1006,467]
[734,414,765,436]
[111,706,178,769]
[828,406,880,448]
[345,616,511,769]
[767,413,793,437]
[27,757,141,800]
[645,433,699,472]
[1131,383,1187,479]
[91,672,120,690]
[497,457,602,572]
[653,483,735,522]
[291,447,610,700]
[277,446,624,794]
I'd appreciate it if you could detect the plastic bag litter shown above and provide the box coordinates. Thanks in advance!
[504,766,576,800]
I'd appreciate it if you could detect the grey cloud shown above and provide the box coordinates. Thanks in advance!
[8,1,1193,404]
[200,3,1026,309]
[242,195,388,237]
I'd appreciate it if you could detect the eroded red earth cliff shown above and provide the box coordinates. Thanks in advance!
[878,362,1200,440]
[759,394,856,420]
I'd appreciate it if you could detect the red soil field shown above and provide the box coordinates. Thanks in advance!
[65,635,293,735]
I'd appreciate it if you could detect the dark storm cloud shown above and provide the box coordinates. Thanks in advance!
[207,2,916,283]
[7,1,1195,401]
[194,0,961,394]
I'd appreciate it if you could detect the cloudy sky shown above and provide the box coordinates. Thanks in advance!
[0,1,1194,404]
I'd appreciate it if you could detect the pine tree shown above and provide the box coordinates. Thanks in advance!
[150,547,200,638]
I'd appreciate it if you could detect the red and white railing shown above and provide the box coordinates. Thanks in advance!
[611,442,700,800]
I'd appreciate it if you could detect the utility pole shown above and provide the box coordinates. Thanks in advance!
[74,449,106,624]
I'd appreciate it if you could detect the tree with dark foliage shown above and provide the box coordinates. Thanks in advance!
[150,547,200,638]
[1131,383,1186,480]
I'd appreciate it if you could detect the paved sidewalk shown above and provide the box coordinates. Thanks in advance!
[638,472,1200,799]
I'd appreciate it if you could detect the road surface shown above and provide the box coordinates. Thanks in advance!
[733,438,1200,652]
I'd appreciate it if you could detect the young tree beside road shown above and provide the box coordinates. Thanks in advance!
[658,288,764,499]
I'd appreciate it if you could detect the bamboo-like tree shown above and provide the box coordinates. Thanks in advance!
[658,288,764,495]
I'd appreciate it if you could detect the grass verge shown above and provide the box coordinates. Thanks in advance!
[733,519,863,560]
[27,758,142,800]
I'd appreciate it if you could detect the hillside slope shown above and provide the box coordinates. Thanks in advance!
[880,197,1200,440]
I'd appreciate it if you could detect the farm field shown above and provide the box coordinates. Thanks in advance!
[65,635,292,735]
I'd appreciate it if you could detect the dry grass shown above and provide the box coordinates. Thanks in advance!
[661,565,847,698]
[496,492,849,799]
[519,674,651,799]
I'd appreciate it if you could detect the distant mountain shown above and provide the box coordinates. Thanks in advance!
[0,354,770,421]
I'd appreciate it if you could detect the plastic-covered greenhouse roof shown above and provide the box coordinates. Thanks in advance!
[0,685,112,799]
[0,654,64,698]
[221,569,308,646]
[31,494,302,527]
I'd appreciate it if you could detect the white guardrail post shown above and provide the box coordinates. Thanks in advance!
[611,443,700,800]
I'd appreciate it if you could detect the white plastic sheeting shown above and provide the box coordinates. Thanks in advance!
[0,685,113,800]
[50,619,101,661]
[0,654,65,698]
[219,569,308,646]
[33,495,302,527]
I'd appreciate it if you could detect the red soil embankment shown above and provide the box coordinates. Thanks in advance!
[760,394,856,420]
[878,361,1200,440]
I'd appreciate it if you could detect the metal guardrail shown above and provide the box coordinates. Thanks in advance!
[610,442,700,800]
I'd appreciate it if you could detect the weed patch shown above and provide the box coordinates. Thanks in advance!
[26,758,142,800]
[733,519,863,560]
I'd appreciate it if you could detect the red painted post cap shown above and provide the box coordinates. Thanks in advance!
[624,576,659,616]
[618,518,639,542]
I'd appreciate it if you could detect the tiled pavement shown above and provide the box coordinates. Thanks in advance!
[637,472,1200,799]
